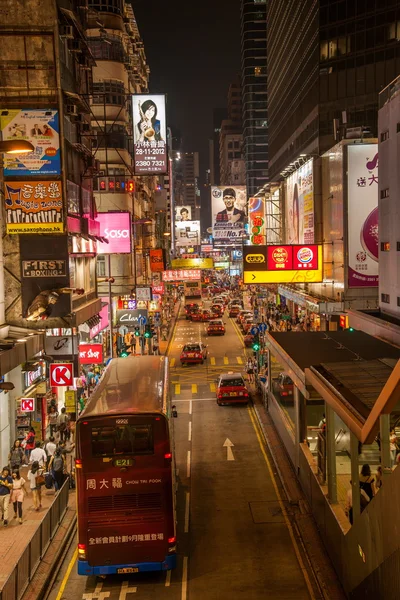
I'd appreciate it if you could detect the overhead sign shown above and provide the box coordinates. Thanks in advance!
[162,269,201,282]
[201,244,213,252]
[136,287,152,302]
[132,94,167,174]
[243,245,323,284]
[49,363,73,387]
[79,344,103,364]
[149,249,164,272]
[116,309,148,326]
[21,398,35,412]
[0,108,60,176]
[171,258,214,269]
[96,212,132,254]
[175,220,200,248]
[45,335,74,356]
[249,197,266,245]
[175,206,192,222]
[64,390,76,412]
[4,180,63,234]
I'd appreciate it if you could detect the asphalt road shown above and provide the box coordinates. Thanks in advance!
[48,302,314,600]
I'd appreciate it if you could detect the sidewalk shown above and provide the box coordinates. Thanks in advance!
[159,299,181,355]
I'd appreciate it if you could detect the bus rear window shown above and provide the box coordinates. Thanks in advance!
[91,424,153,457]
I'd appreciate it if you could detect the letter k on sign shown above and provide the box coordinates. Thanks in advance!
[49,363,73,387]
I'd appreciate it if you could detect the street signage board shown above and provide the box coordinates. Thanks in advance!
[49,363,73,387]
[21,398,35,412]
[79,344,103,364]
[136,287,152,302]
[243,245,323,284]
[138,315,147,326]
[250,326,259,336]
[258,323,267,333]
[162,269,201,281]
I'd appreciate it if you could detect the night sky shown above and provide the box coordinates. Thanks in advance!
[132,0,241,172]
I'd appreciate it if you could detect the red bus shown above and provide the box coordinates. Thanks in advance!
[75,356,177,576]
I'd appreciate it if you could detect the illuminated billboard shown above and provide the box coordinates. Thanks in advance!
[285,159,314,244]
[175,220,200,248]
[162,269,201,281]
[347,144,378,288]
[243,244,323,284]
[249,197,265,245]
[211,186,247,242]
[149,249,164,272]
[175,206,192,222]
[171,257,214,269]
[96,213,132,254]
[4,180,63,234]
[132,94,167,175]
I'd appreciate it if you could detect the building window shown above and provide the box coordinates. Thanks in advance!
[381,293,390,304]
[388,22,400,41]
[254,66,266,76]
[97,256,106,278]
[380,189,389,199]
[381,130,389,142]
[92,81,125,106]
[381,242,390,251]
[320,36,350,60]
[397,297,400,307]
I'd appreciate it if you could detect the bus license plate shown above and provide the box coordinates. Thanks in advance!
[114,458,134,467]
[117,567,138,574]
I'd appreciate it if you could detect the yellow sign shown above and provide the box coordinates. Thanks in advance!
[244,246,323,284]
[171,258,214,269]
[65,390,76,412]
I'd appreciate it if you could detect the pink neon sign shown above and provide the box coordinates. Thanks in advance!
[96,212,132,254]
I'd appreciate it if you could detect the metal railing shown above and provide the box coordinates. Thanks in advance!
[0,480,70,600]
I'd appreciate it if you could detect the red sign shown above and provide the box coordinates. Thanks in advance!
[149,249,164,272]
[21,398,35,412]
[79,344,103,364]
[50,363,73,387]
[152,284,165,295]
[267,246,293,270]
[162,269,201,282]
[267,245,319,271]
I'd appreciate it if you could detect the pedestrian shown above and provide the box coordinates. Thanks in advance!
[44,436,57,470]
[390,429,398,466]
[0,466,13,526]
[48,406,58,437]
[131,335,137,355]
[10,469,26,524]
[29,441,47,467]
[8,440,24,471]
[27,461,43,511]
[246,358,254,384]
[359,464,376,500]
[346,480,370,524]
[57,407,70,443]
[49,449,65,492]
[23,427,35,463]
[375,466,383,491]
[78,393,86,415]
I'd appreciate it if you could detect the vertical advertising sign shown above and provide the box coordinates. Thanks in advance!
[0,109,60,176]
[249,197,266,245]
[132,94,167,175]
[96,213,132,254]
[211,186,247,243]
[285,159,314,244]
[149,249,165,272]
[347,144,378,288]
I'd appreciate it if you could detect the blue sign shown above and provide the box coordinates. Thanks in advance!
[258,323,267,333]
[250,326,259,336]
[138,315,147,326]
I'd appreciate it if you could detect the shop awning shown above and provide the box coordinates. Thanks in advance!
[0,327,44,377]
[72,297,102,327]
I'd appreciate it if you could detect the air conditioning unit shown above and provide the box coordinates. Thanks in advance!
[66,104,78,117]
[60,25,74,39]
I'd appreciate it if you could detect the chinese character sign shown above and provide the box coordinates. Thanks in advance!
[285,159,314,244]
[132,94,167,175]
[249,197,266,245]
[162,269,201,281]
[4,181,63,234]
[0,109,60,176]
[211,186,247,242]
[347,144,378,288]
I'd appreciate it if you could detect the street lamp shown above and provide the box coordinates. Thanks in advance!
[0,140,34,154]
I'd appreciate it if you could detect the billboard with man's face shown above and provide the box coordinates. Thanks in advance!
[211,186,247,243]
[175,206,192,222]
[132,94,167,175]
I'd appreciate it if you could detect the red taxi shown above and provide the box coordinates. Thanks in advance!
[185,303,199,320]
[228,305,241,317]
[216,373,250,405]
[180,343,208,365]
[207,319,225,336]
[191,309,212,322]
[244,334,254,347]
[237,310,252,324]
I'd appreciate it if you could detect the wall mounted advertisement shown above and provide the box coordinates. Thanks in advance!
[285,159,314,244]
[249,197,266,245]
[96,212,132,254]
[211,186,247,242]
[0,109,60,176]
[4,180,63,234]
[243,244,323,284]
[171,257,213,269]
[175,220,201,248]
[149,249,164,272]
[175,206,192,222]
[347,144,378,288]
[162,269,201,281]
[132,94,167,175]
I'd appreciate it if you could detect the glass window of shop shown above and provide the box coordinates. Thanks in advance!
[72,257,96,293]
[270,354,295,434]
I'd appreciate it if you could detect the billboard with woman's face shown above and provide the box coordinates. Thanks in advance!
[132,94,167,175]
[285,159,314,244]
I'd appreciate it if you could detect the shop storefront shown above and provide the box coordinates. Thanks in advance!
[278,286,321,331]
[17,360,48,441]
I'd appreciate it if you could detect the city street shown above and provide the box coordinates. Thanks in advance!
[48,305,315,600]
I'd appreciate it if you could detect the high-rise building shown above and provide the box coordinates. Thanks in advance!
[240,0,268,195]
[219,77,246,186]
[182,152,200,220]
[210,108,227,186]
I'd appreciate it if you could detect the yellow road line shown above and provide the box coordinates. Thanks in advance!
[175,384,181,395]
[55,548,77,600]
[223,356,229,365]
[247,406,316,600]
[191,384,197,394]
[210,382,216,392]
[170,358,176,367]
[236,356,243,364]
[210,357,216,366]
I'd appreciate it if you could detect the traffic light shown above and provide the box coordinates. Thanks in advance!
[144,325,152,339]
[134,327,140,337]
[119,345,129,358]
[252,341,260,352]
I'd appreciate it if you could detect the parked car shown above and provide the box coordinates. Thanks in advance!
[207,319,225,336]
[180,342,208,365]
[216,372,250,405]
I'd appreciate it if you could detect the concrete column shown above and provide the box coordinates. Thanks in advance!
[350,432,360,524]
[379,414,392,476]
[326,404,337,503]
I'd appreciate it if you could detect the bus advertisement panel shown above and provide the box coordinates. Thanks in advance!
[184,280,201,298]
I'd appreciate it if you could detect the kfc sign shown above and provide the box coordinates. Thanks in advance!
[79,344,103,364]
[96,213,132,254]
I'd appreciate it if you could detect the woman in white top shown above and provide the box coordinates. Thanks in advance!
[27,461,43,511]
[10,469,26,524]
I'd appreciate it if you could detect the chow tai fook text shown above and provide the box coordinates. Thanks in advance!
[86,477,162,490]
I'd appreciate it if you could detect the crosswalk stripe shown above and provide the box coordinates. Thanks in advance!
[170,358,176,367]
[210,383,216,392]
[210,357,216,366]
[236,356,243,364]
[223,357,229,365]
[191,384,197,394]
[175,384,180,395]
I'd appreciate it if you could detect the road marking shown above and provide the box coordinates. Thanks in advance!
[247,406,316,600]
[223,356,229,365]
[173,397,215,402]
[236,356,243,364]
[223,438,235,461]
[189,399,192,414]
[191,383,197,394]
[188,421,192,442]
[175,384,181,395]
[165,570,171,587]
[210,357,216,365]
[210,382,216,392]
[83,582,110,599]
[119,581,137,598]
[184,492,190,532]
[186,450,191,478]
[55,548,77,600]
[182,556,188,600]
[170,358,176,367]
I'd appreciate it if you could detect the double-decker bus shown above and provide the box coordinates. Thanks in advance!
[75,356,177,576]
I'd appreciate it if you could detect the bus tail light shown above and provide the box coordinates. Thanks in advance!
[75,459,83,469]
[78,543,86,559]
[168,536,176,544]
[164,452,172,461]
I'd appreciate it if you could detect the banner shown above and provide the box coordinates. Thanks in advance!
[175,220,200,248]
[0,109,60,176]
[132,94,167,174]
[249,197,266,245]
[171,257,213,269]
[175,206,192,222]
[149,248,164,272]
[96,212,132,254]
[347,144,378,287]
[162,269,201,281]
[285,159,314,244]
[4,180,63,234]
[243,244,323,284]
[211,186,247,242]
